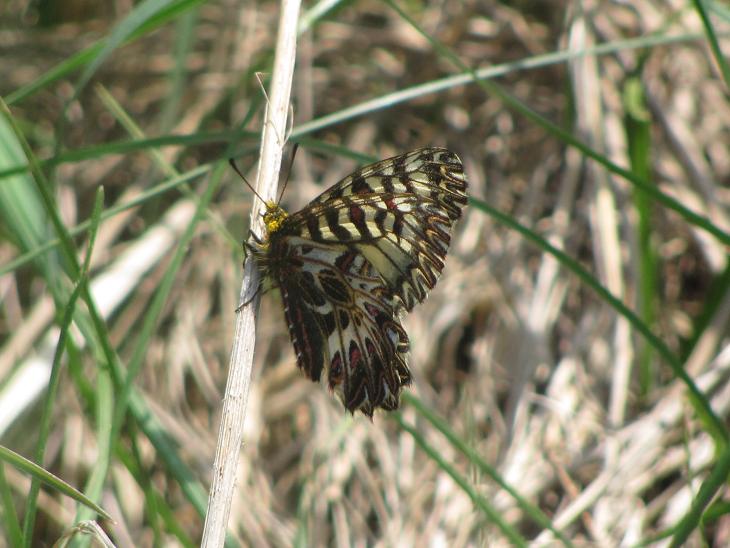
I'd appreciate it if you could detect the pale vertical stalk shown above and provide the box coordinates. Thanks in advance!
[201,0,301,546]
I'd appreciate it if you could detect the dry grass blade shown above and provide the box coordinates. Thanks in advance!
[201,1,301,546]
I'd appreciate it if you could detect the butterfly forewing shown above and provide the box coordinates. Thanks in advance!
[310,148,466,215]
[251,147,467,415]
[281,148,467,310]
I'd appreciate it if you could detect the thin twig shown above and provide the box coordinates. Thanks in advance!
[201,1,301,546]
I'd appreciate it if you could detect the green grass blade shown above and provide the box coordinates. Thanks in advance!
[403,393,574,546]
[0,164,211,277]
[382,0,730,248]
[669,442,730,547]
[691,0,730,87]
[0,462,23,547]
[469,195,726,443]
[6,0,208,106]
[0,446,111,521]
[623,76,657,396]
[22,187,106,546]
[394,413,528,546]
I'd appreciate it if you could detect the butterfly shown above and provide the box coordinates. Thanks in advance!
[248,147,467,416]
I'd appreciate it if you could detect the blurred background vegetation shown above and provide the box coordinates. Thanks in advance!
[1,0,729,546]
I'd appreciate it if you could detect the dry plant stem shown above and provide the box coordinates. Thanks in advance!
[201,0,301,546]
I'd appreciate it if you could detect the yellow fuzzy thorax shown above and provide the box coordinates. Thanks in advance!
[263,201,289,235]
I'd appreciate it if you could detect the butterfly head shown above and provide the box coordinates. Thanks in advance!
[262,201,289,235]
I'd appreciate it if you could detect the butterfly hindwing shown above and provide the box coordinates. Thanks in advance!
[274,241,411,415]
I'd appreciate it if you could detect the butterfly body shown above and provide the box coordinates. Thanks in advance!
[250,147,467,416]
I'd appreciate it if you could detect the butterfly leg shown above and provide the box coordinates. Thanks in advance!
[235,282,263,312]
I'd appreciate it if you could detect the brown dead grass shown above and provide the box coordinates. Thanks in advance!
[1,0,729,546]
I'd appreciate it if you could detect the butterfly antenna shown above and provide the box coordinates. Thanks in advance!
[276,142,299,204]
[229,158,268,204]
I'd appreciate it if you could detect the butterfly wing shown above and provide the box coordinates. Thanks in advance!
[309,147,466,215]
[281,147,468,310]
[272,239,411,416]
[254,148,466,415]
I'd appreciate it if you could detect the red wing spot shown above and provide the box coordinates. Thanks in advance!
[363,302,379,318]
[350,204,365,224]
[365,339,376,357]
[296,311,314,354]
[349,343,362,369]
[329,351,343,389]
[384,197,397,210]
[335,251,355,272]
